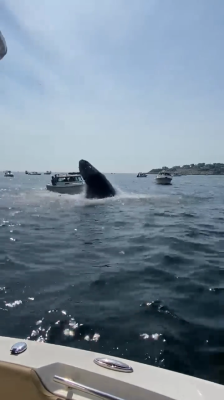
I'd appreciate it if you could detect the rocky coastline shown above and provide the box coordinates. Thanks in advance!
[148,163,224,175]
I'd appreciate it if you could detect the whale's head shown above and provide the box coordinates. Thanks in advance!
[79,159,116,199]
[79,160,99,182]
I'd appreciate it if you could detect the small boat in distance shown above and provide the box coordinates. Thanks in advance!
[25,171,41,175]
[156,171,172,185]
[173,172,182,177]
[46,172,85,195]
[4,170,14,177]
[137,172,147,177]
[44,171,51,175]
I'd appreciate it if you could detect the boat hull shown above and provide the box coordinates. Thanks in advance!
[46,184,85,195]
[156,177,172,185]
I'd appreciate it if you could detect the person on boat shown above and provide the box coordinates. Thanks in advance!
[51,176,56,186]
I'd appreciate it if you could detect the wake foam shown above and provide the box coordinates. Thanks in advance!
[12,184,180,209]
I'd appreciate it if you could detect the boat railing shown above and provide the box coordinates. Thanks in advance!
[54,375,126,400]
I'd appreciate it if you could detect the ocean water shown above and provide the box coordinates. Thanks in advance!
[0,172,224,384]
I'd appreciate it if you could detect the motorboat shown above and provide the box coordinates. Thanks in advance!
[46,172,85,195]
[173,173,182,177]
[4,170,14,177]
[0,335,223,400]
[44,171,52,175]
[25,171,41,175]
[137,172,147,177]
[156,171,172,185]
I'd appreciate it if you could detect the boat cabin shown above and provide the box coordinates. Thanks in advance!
[159,171,172,176]
[52,173,84,185]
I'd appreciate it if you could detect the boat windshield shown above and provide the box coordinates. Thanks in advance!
[159,171,171,176]
[57,175,83,183]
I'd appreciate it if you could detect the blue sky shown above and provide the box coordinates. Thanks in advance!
[0,0,224,172]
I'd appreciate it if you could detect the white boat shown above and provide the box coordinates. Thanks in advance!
[25,171,41,175]
[44,171,52,175]
[137,173,147,177]
[46,172,85,195]
[156,171,172,185]
[0,335,223,400]
[4,170,14,177]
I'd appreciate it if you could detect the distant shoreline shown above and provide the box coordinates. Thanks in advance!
[148,163,224,175]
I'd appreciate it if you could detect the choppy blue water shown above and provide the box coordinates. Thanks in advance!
[0,173,224,384]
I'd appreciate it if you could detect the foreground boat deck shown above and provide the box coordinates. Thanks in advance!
[0,336,223,400]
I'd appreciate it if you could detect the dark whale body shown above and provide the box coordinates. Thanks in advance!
[79,160,116,199]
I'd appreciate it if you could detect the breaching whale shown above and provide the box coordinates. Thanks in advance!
[79,160,116,199]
